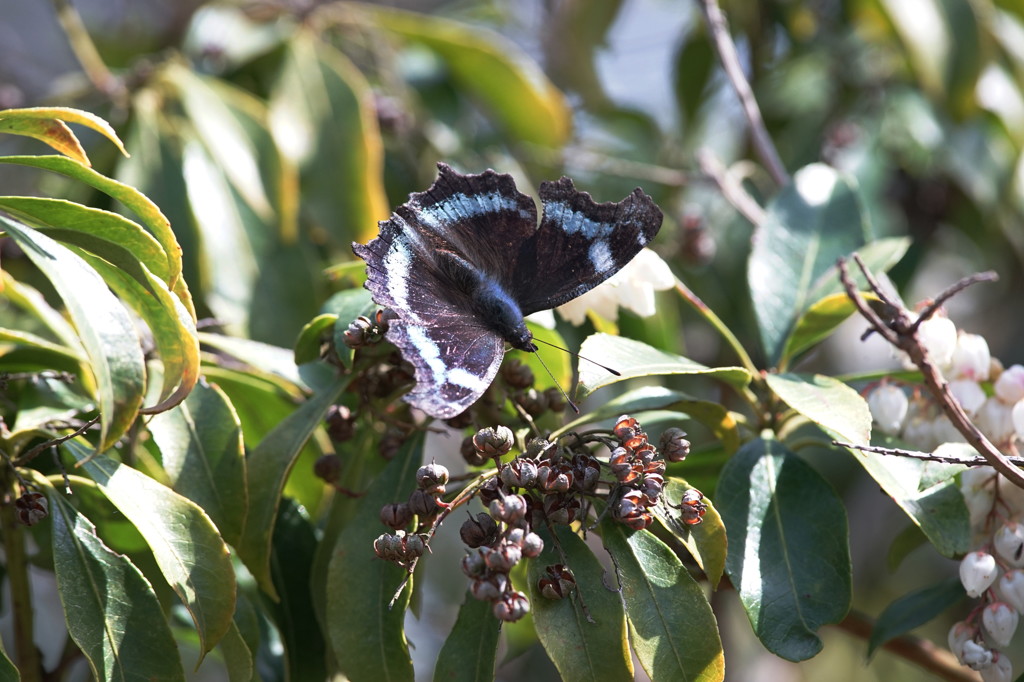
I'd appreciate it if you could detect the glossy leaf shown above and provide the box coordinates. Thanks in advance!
[0,196,171,282]
[0,106,129,159]
[237,376,348,597]
[782,294,860,362]
[654,478,728,589]
[76,251,199,413]
[294,313,337,365]
[269,32,389,245]
[46,482,185,681]
[0,271,84,352]
[434,593,500,682]
[577,334,750,399]
[716,438,851,661]
[867,577,964,657]
[601,523,724,682]
[356,3,571,148]
[0,115,87,164]
[766,372,871,444]
[0,154,182,289]
[849,446,970,557]
[527,525,633,681]
[268,499,327,681]
[804,236,910,310]
[324,288,377,369]
[147,381,247,546]
[2,216,145,451]
[327,434,423,682]
[748,164,869,365]
[66,441,236,659]
[199,332,307,392]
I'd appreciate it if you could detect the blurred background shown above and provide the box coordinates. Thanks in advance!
[3,0,1024,679]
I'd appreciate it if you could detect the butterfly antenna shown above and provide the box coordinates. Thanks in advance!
[531,337,621,376]
[530,349,581,414]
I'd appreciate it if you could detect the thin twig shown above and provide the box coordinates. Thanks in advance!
[838,256,1024,488]
[833,440,1024,466]
[696,149,767,226]
[695,0,789,186]
[49,0,126,103]
[14,415,100,466]
[912,271,998,332]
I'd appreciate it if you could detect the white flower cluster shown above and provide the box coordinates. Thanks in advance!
[867,315,1024,450]
[864,313,1024,681]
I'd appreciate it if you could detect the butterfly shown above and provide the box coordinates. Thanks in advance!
[352,162,663,419]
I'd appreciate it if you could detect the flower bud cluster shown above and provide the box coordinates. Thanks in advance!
[874,318,1024,450]
[373,462,450,568]
[947,468,1024,679]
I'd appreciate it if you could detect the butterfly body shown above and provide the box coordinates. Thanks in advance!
[353,163,662,419]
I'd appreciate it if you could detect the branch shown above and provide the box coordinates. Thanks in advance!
[838,256,1024,489]
[696,149,767,226]
[49,0,126,102]
[836,611,981,682]
[833,440,1024,467]
[695,0,789,186]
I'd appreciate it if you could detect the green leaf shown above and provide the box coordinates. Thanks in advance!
[267,499,327,681]
[0,642,16,681]
[0,154,183,289]
[433,593,500,681]
[75,250,199,413]
[237,376,348,597]
[805,236,911,309]
[520,323,572,392]
[0,115,87,164]
[867,578,964,657]
[716,437,851,661]
[199,333,307,391]
[2,216,145,451]
[781,294,859,362]
[269,32,389,246]
[66,440,237,659]
[356,3,571,147]
[576,334,751,400]
[765,372,871,444]
[653,478,728,590]
[45,481,185,681]
[849,445,970,557]
[0,271,84,352]
[527,525,633,681]
[216,621,254,682]
[324,288,377,369]
[0,196,171,282]
[886,523,928,572]
[294,314,338,365]
[147,381,247,546]
[748,164,869,365]
[601,523,724,682]
[327,434,423,682]
[0,106,129,159]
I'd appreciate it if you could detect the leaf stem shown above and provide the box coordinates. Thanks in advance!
[49,0,126,103]
[0,474,42,682]
[673,279,760,412]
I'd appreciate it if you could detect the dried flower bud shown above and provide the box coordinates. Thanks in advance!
[343,311,388,348]
[501,359,534,389]
[501,458,538,488]
[408,489,441,517]
[537,461,574,494]
[489,494,528,525]
[613,489,653,530]
[492,590,530,622]
[516,388,549,417]
[484,541,522,572]
[614,415,640,442]
[15,492,47,526]
[445,408,475,429]
[379,426,406,460]
[525,437,555,460]
[398,534,427,562]
[678,488,707,526]
[538,564,576,600]
[659,428,691,462]
[640,473,665,500]
[313,454,342,483]
[473,425,515,458]
[416,462,449,494]
[461,436,489,466]
[325,404,356,442]
[542,494,580,526]
[374,533,401,561]
[461,550,487,578]
[478,477,506,506]
[543,387,567,413]
[571,454,601,492]
[470,573,507,601]
[460,512,499,548]
[521,532,544,558]
[380,503,413,530]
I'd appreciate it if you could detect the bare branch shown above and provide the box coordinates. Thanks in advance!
[696,149,767,226]
[839,256,1024,489]
[695,0,789,186]
[912,271,998,331]
[833,440,1024,467]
